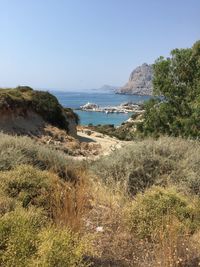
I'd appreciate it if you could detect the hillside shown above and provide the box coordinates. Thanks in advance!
[117,63,153,95]
[0,133,200,266]
[0,86,78,137]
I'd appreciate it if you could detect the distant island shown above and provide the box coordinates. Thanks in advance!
[116,63,153,95]
[92,84,119,92]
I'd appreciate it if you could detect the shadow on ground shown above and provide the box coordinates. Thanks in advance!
[77,134,96,143]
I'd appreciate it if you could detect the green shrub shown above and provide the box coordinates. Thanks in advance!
[92,136,200,196]
[0,165,56,211]
[89,123,136,141]
[0,207,88,267]
[0,164,90,229]
[64,107,80,124]
[31,90,68,130]
[32,227,88,267]
[126,187,200,240]
[92,137,176,194]
[0,207,46,267]
[0,133,81,181]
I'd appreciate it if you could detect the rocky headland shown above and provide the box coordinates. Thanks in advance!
[0,86,78,136]
[117,63,153,95]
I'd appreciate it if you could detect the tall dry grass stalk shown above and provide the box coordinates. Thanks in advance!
[50,168,91,231]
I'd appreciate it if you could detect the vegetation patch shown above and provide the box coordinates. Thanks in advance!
[0,165,57,211]
[0,208,88,267]
[0,207,46,267]
[92,136,200,196]
[126,187,200,240]
[89,121,136,140]
[33,227,88,267]
[0,133,82,181]
[137,40,200,138]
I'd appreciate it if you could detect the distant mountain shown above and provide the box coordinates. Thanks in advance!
[99,85,119,91]
[117,63,153,95]
[92,84,119,92]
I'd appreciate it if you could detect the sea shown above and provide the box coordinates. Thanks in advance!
[51,90,151,126]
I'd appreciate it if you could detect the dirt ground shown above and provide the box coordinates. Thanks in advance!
[77,127,130,158]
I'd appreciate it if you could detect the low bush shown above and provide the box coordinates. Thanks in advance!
[0,133,82,181]
[126,187,200,240]
[64,107,80,124]
[0,207,88,267]
[0,165,56,211]
[0,207,46,267]
[89,122,136,140]
[0,165,90,229]
[92,136,200,196]
[32,227,88,267]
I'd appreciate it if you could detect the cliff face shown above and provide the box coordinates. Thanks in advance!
[0,87,78,137]
[117,63,153,95]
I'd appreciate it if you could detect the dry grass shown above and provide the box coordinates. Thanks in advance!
[0,164,92,232]
[83,178,134,266]
[50,167,92,231]
[137,221,200,267]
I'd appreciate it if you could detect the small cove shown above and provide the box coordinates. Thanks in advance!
[52,90,151,126]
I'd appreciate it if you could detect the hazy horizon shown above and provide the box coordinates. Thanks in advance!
[0,0,199,90]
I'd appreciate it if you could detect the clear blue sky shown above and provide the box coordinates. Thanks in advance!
[0,0,199,90]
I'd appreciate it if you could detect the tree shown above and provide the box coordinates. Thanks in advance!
[138,40,200,138]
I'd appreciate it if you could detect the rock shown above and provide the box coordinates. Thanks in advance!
[95,134,103,138]
[117,63,153,95]
[96,226,104,232]
[115,143,122,149]
[84,130,92,136]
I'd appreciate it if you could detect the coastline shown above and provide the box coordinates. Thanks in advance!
[52,91,150,126]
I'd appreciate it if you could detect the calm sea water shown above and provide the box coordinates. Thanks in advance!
[51,90,151,126]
